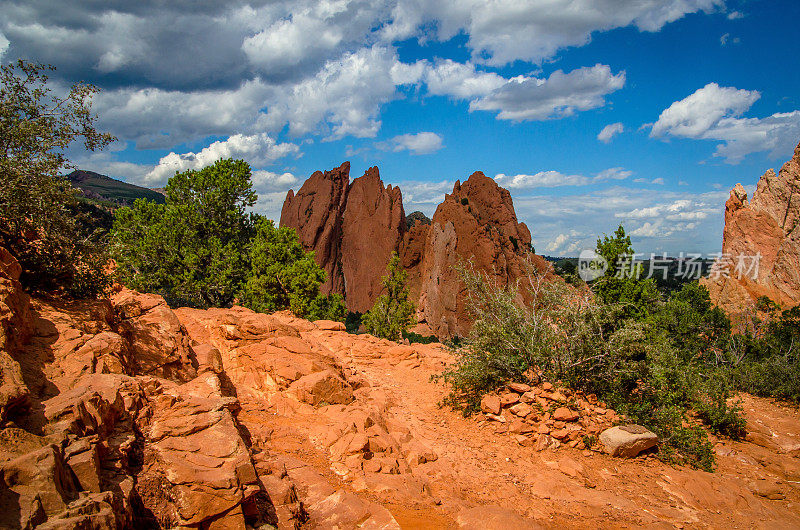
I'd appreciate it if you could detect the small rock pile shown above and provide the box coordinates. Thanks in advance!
[312,405,439,478]
[479,381,622,451]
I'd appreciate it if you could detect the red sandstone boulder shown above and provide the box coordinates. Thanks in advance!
[0,247,31,422]
[139,372,259,528]
[112,288,197,382]
[288,369,354,406]
[703,141,800,313]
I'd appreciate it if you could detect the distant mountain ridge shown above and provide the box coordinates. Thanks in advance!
[66,170,165,205]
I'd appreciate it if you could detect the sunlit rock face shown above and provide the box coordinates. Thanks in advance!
[703,141,800,314]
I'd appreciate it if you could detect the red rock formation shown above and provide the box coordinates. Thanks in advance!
[341,166,406,313]
[0,247,31,422]
[280,161,350,295]
[281,163,406,313]
[5,239,800,528]
[283,164,550,336]
[417,172,550,338]
[703,141,800,313]
[399,217,430,304]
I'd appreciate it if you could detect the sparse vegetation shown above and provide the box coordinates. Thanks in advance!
[725,304,800,402]
[362,252,415,341]
[404,331,438,344]
[112,158,344,320]
[437,227,750,472]
[112,158,257,308]
[240,218,345,321]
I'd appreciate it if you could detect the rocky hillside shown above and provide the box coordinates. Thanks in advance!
[3,246,800,529]
[67,170,166,206]
[281,164,551,337]
[703,141,800,314]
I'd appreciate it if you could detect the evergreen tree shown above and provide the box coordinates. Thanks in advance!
[362,252,415,340]
[112,158,256,307]
[240,218,345,321]
[592,224,659,317]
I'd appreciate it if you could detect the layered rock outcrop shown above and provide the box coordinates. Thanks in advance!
[4,244,800,528]
[0,248,273,529]
[282,163,549,337]
[280,163,406,313]
[703,141,800,313]
[416,172,550,338]
[341,167,405,313]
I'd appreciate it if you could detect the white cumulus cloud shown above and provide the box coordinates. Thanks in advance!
[143,133,300,185]
[470,64,625,121]
[424,59,507,99]
[651,82,800,162]
[0,32,9,60]
[494,171,589,188]
[261,45,423,140]
[598,122,625,143]
[651,83,760,138]
[382,0,723,66]
[377,132,444,154]
[594,167,633,181]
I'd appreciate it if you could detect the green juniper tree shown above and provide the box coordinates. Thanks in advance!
[112,159,345,320]
[362,252,415,341]
[112,158,256,307]
[593,224,660,317]
[240,218,345,321]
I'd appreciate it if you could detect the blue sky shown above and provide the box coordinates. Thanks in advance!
[2,0,799,255]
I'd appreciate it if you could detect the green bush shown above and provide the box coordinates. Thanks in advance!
[112,159,344,321]
[362,252,415,341]
[1,60,115,297]
[345,312,363,334]
[240,218,344,321]
[404,331,437,344]
[437,253,746,471]
[112,159,256,308]
[725,306,800,401]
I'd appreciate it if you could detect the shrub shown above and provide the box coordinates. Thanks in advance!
[345,311,363,334]
[0,60,115,297]
[404,331,437,344]
[240,218,344,321]
[437,260,745,471]
[112,159,256,307]
[592,225,660,318]
[725,306,800,401]
[362,252,415,341]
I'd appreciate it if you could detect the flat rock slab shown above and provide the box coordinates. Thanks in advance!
[600,425,658,457]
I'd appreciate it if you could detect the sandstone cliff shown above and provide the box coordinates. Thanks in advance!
[341,167,406,313]
[280,164,405,314]
[279,161,350,296]
[282,164,549,337]
[703,141,800,313]
[416,172,550,338]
